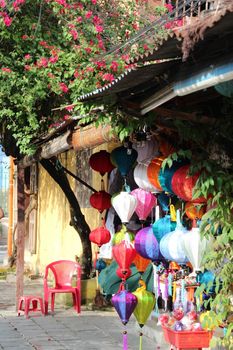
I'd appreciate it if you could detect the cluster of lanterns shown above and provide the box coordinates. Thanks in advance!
[88,140,213,350]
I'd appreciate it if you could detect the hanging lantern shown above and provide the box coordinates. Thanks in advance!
[133,253,151,274]
[111,191,137,224]
[89,226,111,247]
[133,279,155,327]
[89,150,115,176]
[112,285,138,325]
[90,190,112,213]
[112,225,135,246]
[171,165,206,203]
[134,226,162,262]
[133,138,158,163]
[133,162,158,193]
[158,160,188,194]
[131,188,156,222]
[158,138,176,157]
[152,214,177,243]
[185,202,206,220]
[182,223,212,273]
[110,145,138,177]
[147,156,164,191]
[159,211,189,264]
[112,239,136,275]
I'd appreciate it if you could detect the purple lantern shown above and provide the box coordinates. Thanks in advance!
[111,287,138,325]
[134,226,163,262]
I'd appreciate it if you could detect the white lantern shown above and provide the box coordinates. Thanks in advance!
[182,225,211,272]
[111,191,137,224]
[134,161,159,193]
[133,138,158,163]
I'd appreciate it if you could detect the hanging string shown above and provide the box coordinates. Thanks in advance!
[139,332,143,350]
[181,278,186,308]
[123,329,128,350]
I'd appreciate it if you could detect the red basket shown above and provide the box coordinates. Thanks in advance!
[162,326,213,349]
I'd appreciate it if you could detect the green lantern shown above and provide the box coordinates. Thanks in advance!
[133,279,155,327]
[112,225,135,245]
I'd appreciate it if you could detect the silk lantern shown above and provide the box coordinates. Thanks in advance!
[185,202,206,220]
[152,215,177,242]
[134,226,162,262]
[159,211,189,264]
[112,225,135,245]
[133,253,151,274]
[131,188,156,222]
[147,156,165,191]
[89,226,111,247]
[158,160,188,194]
[171,165,206,203]
[111,284,138,325]
[112,239,136,275]
[182,223,211,272]
[110,145,138,177]
[90,190,112,213]
[89,150,115,176]
[111,191,137,224]
[134,162,158,193]
[133,279,155,327]
[158,138,176,157]
[133,138,158,163]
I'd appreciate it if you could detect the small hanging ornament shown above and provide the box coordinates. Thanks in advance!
[90,190,112,213]
[89,150,115,176]
[111,191,137,224]
[131,188,156,223]
[89,225,111,247]
[110,144,138,177]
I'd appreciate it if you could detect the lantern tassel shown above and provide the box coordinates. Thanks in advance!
[123,330,128,350]
[139,332,143,350]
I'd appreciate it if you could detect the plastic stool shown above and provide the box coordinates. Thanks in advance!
[18,295,45,318]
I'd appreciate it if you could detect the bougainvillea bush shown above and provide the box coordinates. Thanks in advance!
[0,0,172,154]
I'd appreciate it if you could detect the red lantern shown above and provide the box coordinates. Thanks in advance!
[90,190,112,213]
[171,165,206,203]
[116,267,132,280]
[89,226,111,247]
[89,150,115,176]
[112,240,136,273]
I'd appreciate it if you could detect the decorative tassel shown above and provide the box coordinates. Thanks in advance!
[139,332,143,350]
[167,296,173,312]
[181,278,186,308]
[157,272,163,309]
[170,204,176,222]
[123,330,128,350]
[172,282,176,303]
[164,275,168,311]
[168,273,173,296]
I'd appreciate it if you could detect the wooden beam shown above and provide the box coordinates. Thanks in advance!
[15,164,25,311]
[154,107,216,124]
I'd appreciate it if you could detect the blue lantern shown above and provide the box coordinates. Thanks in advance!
[152,215,176,242]
[110,145,138,177]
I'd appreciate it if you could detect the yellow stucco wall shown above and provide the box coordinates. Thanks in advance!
[28,141,119,275]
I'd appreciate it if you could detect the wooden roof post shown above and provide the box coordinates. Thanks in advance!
[15,164,25,311]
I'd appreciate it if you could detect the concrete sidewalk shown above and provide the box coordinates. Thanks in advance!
[0,279,169,350]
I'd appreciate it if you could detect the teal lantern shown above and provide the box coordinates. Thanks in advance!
[159,160,188,194]
[152,215,176,242]
[110,145,138,177]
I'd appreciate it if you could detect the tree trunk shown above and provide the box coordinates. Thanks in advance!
[40,157,92,279]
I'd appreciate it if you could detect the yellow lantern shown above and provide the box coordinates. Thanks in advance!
[133,280,155,327]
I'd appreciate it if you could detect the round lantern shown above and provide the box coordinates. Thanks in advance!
[182,223,211,272]
[112,225,135,246]
[152,215,177,243]
[111,286,138,325]
[133,162,158,193]
[133,253,150,274]
[158,160,188,194]
[111,191,137,224]
[147,156,165,191]
[89,226,111,247]
[185,202,206,220]
[110,145,138,177]
[171,165,206,203]
[90,190,112,213]
[112,239,136,275]
[131,188,156,222]
[158,138,176,157]
[134,226,162,262]
[133,138,158,163]
[89,150,115,176]
[133,279,155,327]
[159,211,189,264]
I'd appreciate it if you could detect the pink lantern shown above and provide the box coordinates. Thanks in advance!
[131,188,156,221]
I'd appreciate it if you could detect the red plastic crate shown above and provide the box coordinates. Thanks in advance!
[162,326,213,349]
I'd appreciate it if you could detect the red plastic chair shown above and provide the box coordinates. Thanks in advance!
[44,260,81,315]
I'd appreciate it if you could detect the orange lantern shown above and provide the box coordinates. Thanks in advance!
[147,156,165,191]
[185,202,206,220]
[133,253,150,274]
[158,139,176,157]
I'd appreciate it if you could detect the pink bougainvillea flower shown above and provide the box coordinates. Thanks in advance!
[65,105,74,111]
[21,34,28,40]
[24,65,32,71]
[63,114,70,120]
[92,0,97,4]
[110,61,119,72]
[36,57,48,67]
[93,15,102,25]
[24,54,31,60]
[85,47,92,54]
[1,67,12,73]
[76,16,82,23]
[85,10,93,19]
[0,0,6,8]
[49,55,58,63]
[164,3,173,12]
[70,29,78,40]
[102,73,115,83]
[59,82,69,93]
[3,15,12,26]
[95,25,103,33]
[143,44,149,50]
[94,60,106,69]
